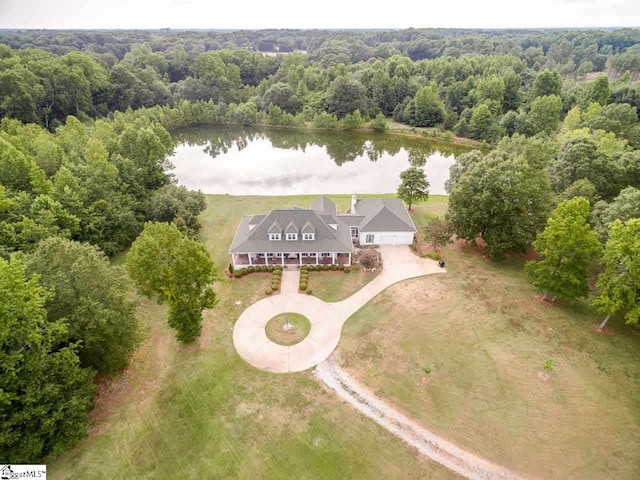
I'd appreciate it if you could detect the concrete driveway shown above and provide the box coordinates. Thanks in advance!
[232,245,445,373]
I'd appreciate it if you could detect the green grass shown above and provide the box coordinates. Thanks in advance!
[309,269,380,302]
[50,192,640,480]
[336,208,640,480]
[49,194,455,480]
[266,313,312,346]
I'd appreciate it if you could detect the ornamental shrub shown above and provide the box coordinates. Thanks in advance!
[426,252,441,261]
[234,271,242,278]
[352,264,360,271]
[247,266,255,273]
[306,288,313,294]
[338,264,344,270]
[241,268,248,276]
[344,267,351,273]
[299,282,307,290]
[322,264,330,271]
[330,265,338,271]
[265,287,273,295]
[268,265,274,272]
[229,263,234,274]
[271,282,279,290]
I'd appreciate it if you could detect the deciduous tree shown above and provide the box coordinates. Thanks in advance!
[526,197,601,301]
[592,219,640,328]
[447,154,552,259]
[397,166,429,210]
[25,237,140,375]
[423,218,455,252]
[126,222,218,342]
[0,256,94,462]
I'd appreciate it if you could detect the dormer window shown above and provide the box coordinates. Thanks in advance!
[269,233,281,241]
[303,233,314,240]
[286,233,298,241]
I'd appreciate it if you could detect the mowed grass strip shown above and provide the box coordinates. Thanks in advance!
[50,194,456,480]
[266,313,311,346]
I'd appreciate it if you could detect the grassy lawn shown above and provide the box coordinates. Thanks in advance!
[49,192,640,480]
[336,208,640,479]
[266,313,311,345]
[49,194,455,480]
[308,269,380,302]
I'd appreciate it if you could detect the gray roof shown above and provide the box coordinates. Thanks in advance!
[229,195,415,254]
[301,221,315,234]
[310,195,337,215]
[354,198,416,232]
[284,220,298,234]
[249,215,265,225]
[229,208,353,254]
[267,221,282,234]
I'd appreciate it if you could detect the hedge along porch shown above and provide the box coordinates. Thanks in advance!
[232,252,351,269]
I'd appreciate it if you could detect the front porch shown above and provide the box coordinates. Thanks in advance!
[232,252,351,269]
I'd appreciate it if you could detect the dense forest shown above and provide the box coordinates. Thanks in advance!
[1,28,640,465]
[2,28,640,137]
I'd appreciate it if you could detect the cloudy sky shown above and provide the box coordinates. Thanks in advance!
[0,0,639,29]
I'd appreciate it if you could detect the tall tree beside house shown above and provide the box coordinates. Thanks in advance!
[126,222,218,343]
[525,197,601,302]
[0,256,94,463]
[397,166,429,210]
[592,218,640,329]
[447,153,552,259]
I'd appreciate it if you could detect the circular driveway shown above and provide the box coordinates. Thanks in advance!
[233,294,343,373]
[232,246,445,373]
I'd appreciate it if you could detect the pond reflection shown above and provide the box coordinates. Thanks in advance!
[169,126,476,195]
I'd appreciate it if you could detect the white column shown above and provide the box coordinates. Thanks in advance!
[315,253,319,265]
[299,253,303,265]
[281,254,284,266]
[248,254,252,266]
[348,252,351,266]
[264,253,268,266]
[331,253,336,264]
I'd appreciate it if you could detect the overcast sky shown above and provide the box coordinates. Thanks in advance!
[0,0,639,30]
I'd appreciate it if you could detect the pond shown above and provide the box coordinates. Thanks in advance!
[169,126,476,196]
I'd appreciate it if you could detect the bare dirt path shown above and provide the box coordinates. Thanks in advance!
[314,359,527,480]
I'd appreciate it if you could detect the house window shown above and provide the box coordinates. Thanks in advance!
[321,253,331,257]
[269,233,281,241]
[303,233,314,240]
[286,233,297,241]
[276,253,284,257]
[365,234,374,243]
[350,226,359,238]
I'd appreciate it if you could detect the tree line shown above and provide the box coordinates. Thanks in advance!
[414,126,640,328]
[0,108,217,462]
[2,29,640,140]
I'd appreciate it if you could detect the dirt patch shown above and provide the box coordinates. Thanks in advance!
[387,278,448,313]
[537,371,552,382]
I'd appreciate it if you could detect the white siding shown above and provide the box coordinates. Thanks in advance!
[360,232,414,245]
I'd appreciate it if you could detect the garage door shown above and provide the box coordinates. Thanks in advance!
[379,235,395,244]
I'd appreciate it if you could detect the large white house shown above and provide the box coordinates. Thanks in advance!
[228,194,416,269]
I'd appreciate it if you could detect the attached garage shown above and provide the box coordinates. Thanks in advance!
[361,232,415,246]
